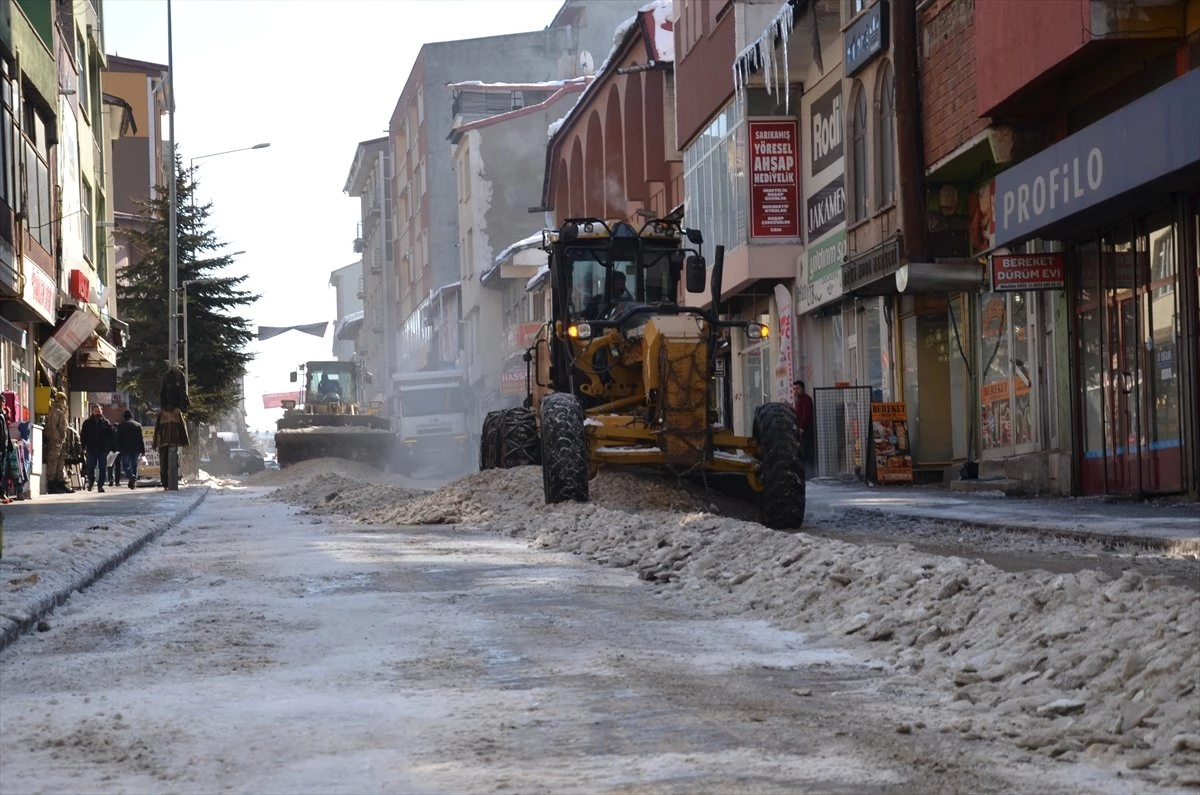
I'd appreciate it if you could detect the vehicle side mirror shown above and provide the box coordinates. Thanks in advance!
[289,372,297,383]
[685,255,707,293]
[685,228,703,245]
[281,399,296,410]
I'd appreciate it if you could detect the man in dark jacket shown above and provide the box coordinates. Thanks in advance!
[79,404,116,492]
[116,410,146,489]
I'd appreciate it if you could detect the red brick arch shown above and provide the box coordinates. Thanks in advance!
[585,110,605,218]
[623,73,645,199]
[604,86,626,218]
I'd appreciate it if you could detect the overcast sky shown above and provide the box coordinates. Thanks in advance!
[102,0,563,432]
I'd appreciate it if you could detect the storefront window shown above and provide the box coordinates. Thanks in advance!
[979,292,1011,450]
[948,294,971,459]
[1010,292,1033,446]
[682,101,747,258]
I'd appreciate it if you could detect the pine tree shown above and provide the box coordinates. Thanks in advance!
[117,151,255,427]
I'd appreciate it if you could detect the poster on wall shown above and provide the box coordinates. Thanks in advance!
[772,283,794,402]
[979,293,1010,450]
[748,119,801,239]
[870,402,913,484]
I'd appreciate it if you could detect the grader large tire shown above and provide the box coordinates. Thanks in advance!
[754,402,806,529]
[540,393,589,503]
[499,407,540,467]
[480,411,503,471]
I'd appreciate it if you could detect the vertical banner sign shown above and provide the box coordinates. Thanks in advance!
[748,119,801,239]
[772,283,794,402]
[870,402,913,484]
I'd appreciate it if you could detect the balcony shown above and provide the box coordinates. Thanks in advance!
[977,0,1188,116]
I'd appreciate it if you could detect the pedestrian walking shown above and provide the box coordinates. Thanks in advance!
[116,410,146,489]
[79,404,115,492]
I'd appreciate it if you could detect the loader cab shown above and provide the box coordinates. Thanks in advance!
[304,362,357,406]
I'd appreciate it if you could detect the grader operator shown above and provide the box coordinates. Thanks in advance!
[480,216,805,529]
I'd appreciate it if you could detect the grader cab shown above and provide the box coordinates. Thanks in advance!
[480,216,805,530]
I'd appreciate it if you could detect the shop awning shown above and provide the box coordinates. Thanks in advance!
[0,315,26,347]
[336,310,364,341]
[40,305,101,371]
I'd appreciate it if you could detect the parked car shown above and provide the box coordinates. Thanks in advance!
[263,455,279,471]
[227,448,266,475]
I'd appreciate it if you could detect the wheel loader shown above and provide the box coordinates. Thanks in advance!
[274,361,394,470]
[480,216,805,529]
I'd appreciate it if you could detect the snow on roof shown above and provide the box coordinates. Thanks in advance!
[493,231,545,267]
[446,77,590,91]
[642,0,675,62]
[526,263,550,292]
[546,2,674,141]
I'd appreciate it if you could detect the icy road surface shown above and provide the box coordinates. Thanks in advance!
[0,460,1196,794]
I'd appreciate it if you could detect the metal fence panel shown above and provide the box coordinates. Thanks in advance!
[812,386,873,482]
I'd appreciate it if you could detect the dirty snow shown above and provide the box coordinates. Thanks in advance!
[264,460,1200,789]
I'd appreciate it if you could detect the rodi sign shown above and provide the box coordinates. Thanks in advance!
[993,69,1200,246]
[810,83,843,175]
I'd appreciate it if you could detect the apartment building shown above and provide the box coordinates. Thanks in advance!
[344,137,391,405]
[329,260,363,365]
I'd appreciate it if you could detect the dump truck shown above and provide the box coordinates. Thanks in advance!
[274,360,394,469]
[479,216,805,529]
[391,368,473,476]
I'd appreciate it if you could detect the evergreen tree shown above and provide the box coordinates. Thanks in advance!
[117,151,256,426]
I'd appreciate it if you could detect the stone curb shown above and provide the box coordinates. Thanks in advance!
[838,506,1200,556]
[0,487,211,653]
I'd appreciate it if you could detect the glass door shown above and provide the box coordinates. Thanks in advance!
[1074,217,1184,496]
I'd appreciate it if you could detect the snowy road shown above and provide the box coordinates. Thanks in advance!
[0,462,1196,793]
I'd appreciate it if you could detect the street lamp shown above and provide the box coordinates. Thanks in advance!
[182,250,244,374]
[190,142,271,174]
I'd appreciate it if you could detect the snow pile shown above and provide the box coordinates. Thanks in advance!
[247,457,407,488]
[641,0,674,62]
[492,231,544,268]
[265,465,1200,786]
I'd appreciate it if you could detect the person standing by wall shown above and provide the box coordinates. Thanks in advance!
[792,380,815,477]
[79,404,115,492]
[116,410,146,489]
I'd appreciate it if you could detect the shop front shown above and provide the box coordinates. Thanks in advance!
[993,69,1200,498]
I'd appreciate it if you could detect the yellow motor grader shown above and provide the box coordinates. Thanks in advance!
[480,216,805,529]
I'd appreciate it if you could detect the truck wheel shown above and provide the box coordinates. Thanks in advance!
[540,393,588,503]
[480,411,502,471]
[754,402,806,530]
[500,407,540,467]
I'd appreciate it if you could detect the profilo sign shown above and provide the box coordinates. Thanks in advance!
[748,119,802,239]
[993,69,1200,247]
[991,253,1065,291]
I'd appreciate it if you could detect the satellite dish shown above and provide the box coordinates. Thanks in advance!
[578,50,594,76]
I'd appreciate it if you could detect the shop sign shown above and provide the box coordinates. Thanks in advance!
[22,257,56,324]
[748,119,802,240]
[845,0,889,76]
[505,322,543,356]
[263,391,303,409]
[806,174,846,242]
[797,230,846,313]
[500,366,527,397]
[41,308,100,371]
[990,252,1065,291]
[77,333,118,367]
[809,83,843,175]
[870,401,912,484]
[69,269,91,302]
[772,284,794,402]
[842,237,902,293]
[994,69,1200,246]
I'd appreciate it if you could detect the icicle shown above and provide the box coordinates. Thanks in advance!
[780,8,791,114]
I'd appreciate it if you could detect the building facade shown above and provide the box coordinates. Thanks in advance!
[329,260,363,365]
[449,78,589,430]
[344,137,392,406]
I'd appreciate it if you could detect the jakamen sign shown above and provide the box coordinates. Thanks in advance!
[748,119,801,239]
[991,253,1065,291]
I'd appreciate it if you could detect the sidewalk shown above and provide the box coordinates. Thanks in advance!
[0,483,210,651]
[807,479,1200,553]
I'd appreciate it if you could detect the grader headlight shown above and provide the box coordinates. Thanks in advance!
[568,322,593,340]
[747,322,769,340]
